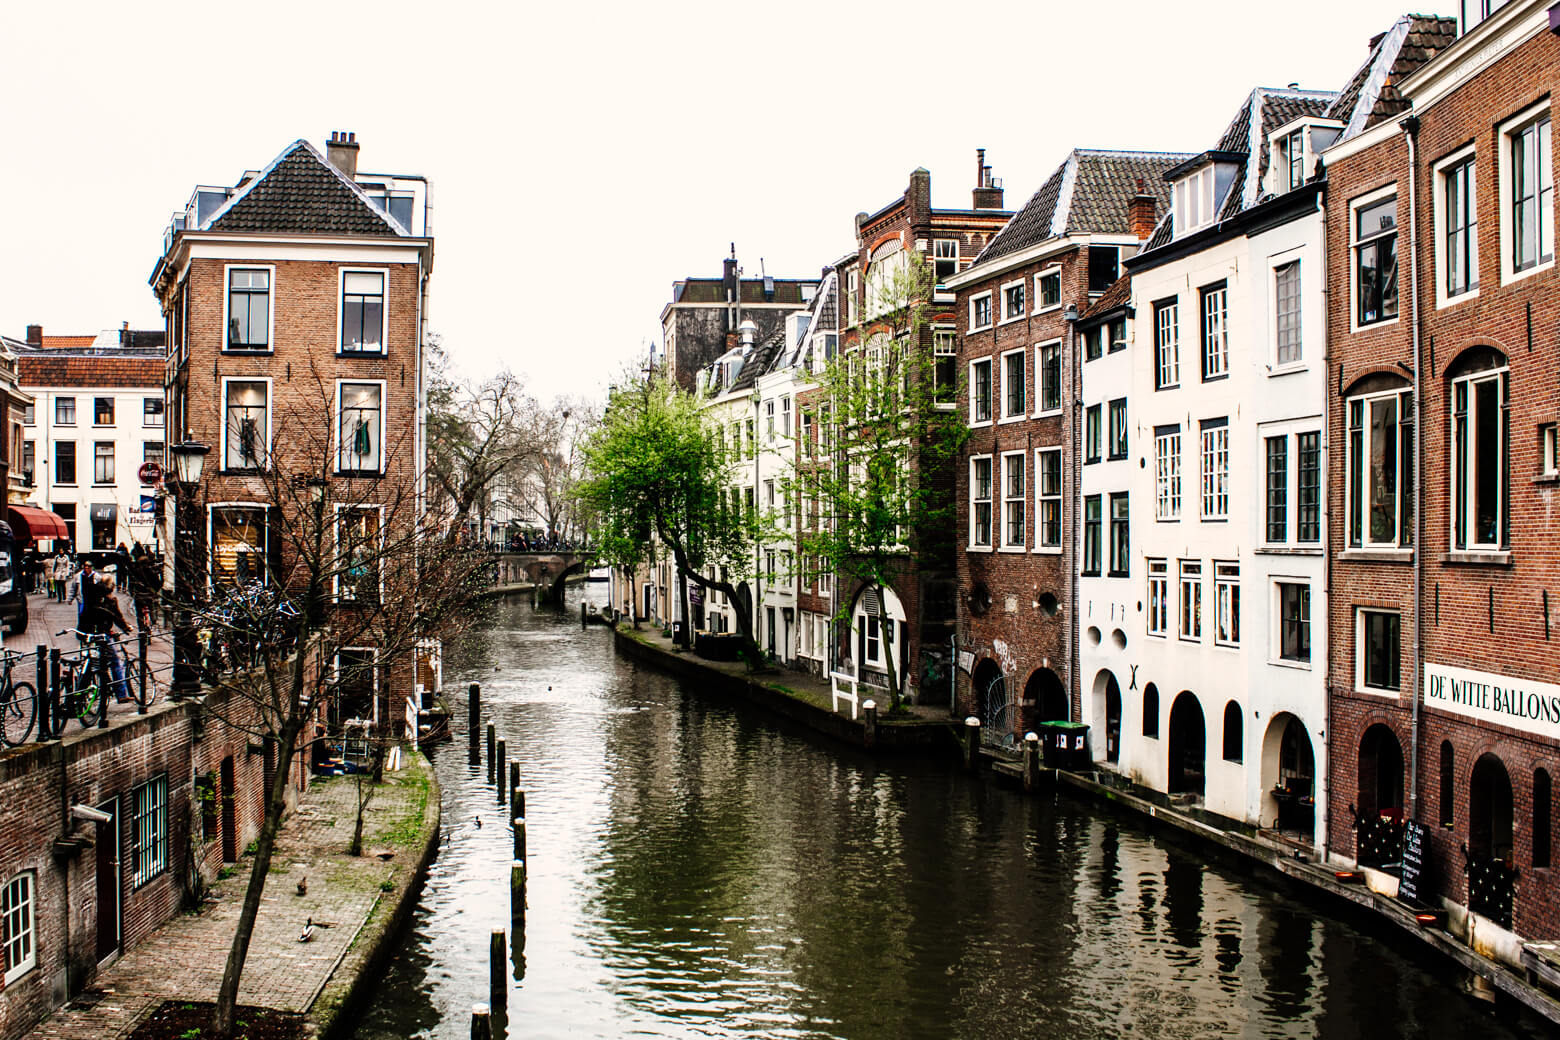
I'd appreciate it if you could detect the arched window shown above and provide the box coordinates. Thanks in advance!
[1536,769,1553,869]
[1222,701,1243,762]
[2,870,36,985]
[1447,346,1509,550]
[1143,683,1160,737]
[1439,741,1455,827]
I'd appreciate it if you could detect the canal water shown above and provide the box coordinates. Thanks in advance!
[354,588,1545,1039]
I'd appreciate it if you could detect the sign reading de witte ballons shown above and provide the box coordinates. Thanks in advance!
[1399,820,1429,905]
[1423,663,1560,742]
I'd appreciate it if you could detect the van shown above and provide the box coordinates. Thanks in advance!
[0,521,26,633]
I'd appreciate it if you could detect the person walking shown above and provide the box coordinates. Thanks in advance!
[51,550,69,601]
[84,574,133,702]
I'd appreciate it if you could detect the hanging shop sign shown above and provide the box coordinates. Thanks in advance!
[1423,662,1560,742]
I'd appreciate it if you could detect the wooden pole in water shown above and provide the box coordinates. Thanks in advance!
[514,787,525,819]
[511,857,526,924]
[964,716,981,772]
[509,762,520,809]
[467,683,481,764]
[470,1003,492,1040]
[496,739,507,802]
[490,928,506,1006]
[486,722,496,783]
[862,699,878,750]
[513,816,526,861]
[1023,731,1040,792]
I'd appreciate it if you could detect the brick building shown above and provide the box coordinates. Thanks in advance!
[1322,2,1560,953]
[149,131,433,729]
[948,149,1182,740]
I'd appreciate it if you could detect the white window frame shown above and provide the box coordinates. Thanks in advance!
[336,378,388,476]
[1355,608,1402,696]
[337,266,390,355]
[932,239,960,291]
[222,263,276,353]
[219,376,272,472]
[1270,252,1305,369]
[1433,144,1480,308]
[130,774,168,888]
[333,503,385,603]
[2,870,36,985]
[1260,422,1323,549]
[765,399,776,441]
[1200,282,1228,381]
[1173,165,1216,236]
[1154,298,1180,389]
[1542,424,1559,478]
[143,396,165,428]
[1146,559,1168,637]
[1178,559,1202,642]
[968,291,994,332]
[968,357,993,427]
[1000,450,1026,552]
[1033,447,1062,553]
[846,268,860,325]
[1033,339,1062,417]
[932,328,958,410]
[333,647,382,723]
[999,279,1027,324]
[1346,386,1414,550]
[207,500,270,591]
[1499,101,1553,285]
[1272,579,1312,668]
[999,347,1027,422]
[1450,366,1509,552]
[1200,421,1229,521]
[1035,266,1063,313]
[1154,427,1181,520]
[781,395,792,438]
[969,454,993,550]
[1350,184,1400,331]
[1213,561,1240,648]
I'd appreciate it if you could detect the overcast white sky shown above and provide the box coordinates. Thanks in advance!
[2,0,1437,403]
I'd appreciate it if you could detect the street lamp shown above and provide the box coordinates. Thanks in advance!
[169,439,210,698]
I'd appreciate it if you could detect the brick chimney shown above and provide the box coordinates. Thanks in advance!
[1128,178,1159,242]
[326,130,360,178]
[25,325,41,347]
[972,148,1004,209]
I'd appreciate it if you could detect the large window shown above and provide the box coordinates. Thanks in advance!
[1002,452,1025,549]
[933,239,959,287]
[1035,448,1061,550]
[338,382,385,474]
[1360,610,1401,691]
[1347,385,1413,548]
[969,292,993,331]
[1037,341,1061,413]
[1265,436,1288,543]
[1200,282,1228,381]
[2,871,35,985]
[93,442,114,485]
[1082,495,1102,576]
[1085,405,1102,464]
[970,456,992,548]
[1451,364,1508,550]
[1088,246,1119,293]
[970,359,992,424]
[211,505,268,587]
[1200,419,1229,520]
[1147,559,1168,636]
[1179,560,1202,641]
[1108,398,1128,460]
[1275,261,1302,364]
[1278,582,1310,663]
[1155,299,1180,389]
[144,397,165,427]
[56,396,75,426]
[131,774,168,887]
[933,330,957,405]
[94,397,114,426]
[341,270,386,353]
[1264,429,1321,545]
[1037,268,1062,310]
[227,267,271,350]
[1214,562,1239,646]
[1443,156,1478,297]
[1354,192,1398,325]
[1509,113,1553,274]
[55,441,75,485]
[1001,349,1026,419]
[1154,426,1181,520]
[1108,493,1130,577]
[337,506,382,603]
[1002,280,1026,321]
[223,380,269,471]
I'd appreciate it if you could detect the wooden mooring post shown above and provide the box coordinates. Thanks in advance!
[490,928,506,1006]
[1023,731,1041,792]
[467,683,482,765]
[508,762,520,810]
[964,716,981,772]
[496,740,507,802]
[486,722,496,783]
[470,1003,492,1040]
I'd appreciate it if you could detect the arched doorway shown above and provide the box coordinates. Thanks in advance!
[1022,668,1068,735]
[849,585,907,684]
[1357,724,1404,816]
[1091,670,1122,763]
[1261,713,1316,840]
[971,659,1009,742]
[1167,692,1205,796]
[1469,753,1514,863]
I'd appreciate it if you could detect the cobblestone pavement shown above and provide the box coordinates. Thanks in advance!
[25,756,429,1039]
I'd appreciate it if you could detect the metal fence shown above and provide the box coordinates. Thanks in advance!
[0,632,172,749]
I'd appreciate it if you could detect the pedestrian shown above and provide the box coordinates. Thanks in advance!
[52,550,69,601]
[85,574,132,702]
[69,558,102,630]
[115,543,132,591]
[129,544,158,631]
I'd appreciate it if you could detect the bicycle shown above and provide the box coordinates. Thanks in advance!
[57,629,117,729]
[0,649,37,747]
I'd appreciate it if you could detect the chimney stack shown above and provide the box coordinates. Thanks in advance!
[972,149,1004,209]
[1128,178,1158,242]
[326,130,360,179]
[25,325,41,348]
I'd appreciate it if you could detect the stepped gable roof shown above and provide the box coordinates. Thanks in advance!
[206,140,405,237]
[1329,14,1458,141]
[976,150,1191,266]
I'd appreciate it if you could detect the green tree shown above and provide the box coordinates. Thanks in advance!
[792,250,965,712]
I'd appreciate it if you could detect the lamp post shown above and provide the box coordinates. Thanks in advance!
[169,439,209,698]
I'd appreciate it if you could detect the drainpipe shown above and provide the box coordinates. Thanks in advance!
[1064,299,1081,724]
[1402,112,1424,823]
[1316,185,1333,863]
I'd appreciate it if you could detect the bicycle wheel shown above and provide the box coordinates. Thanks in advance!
[135,665,161,708]
[77,683,105,729]
[0,682,34,747]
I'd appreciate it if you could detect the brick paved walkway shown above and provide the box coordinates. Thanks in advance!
[25,754,430,1040]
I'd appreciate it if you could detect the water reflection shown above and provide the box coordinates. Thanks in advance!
[354,592,1544,1039]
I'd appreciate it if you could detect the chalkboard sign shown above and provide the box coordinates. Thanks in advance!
[1399,820,1430,905]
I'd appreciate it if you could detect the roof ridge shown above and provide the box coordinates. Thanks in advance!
[204,137,407,237]
[1073,147,1200,158]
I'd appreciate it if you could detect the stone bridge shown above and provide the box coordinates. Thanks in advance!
[491,551,591,604]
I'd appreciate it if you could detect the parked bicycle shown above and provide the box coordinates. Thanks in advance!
[0,649,37,747]
[57,629,122,729]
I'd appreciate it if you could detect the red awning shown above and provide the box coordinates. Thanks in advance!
[8,505,71,545]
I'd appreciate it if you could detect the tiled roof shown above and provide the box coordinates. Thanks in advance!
[1215,88,1337,221]
[1330,15,1458,141]
[673,279,817,306]
[1080,273,1132,321]
[978,150,1192,266]
[38,336,97,352]
[19,355,163,388]
[730,330,785,392]
[208,140,403,237]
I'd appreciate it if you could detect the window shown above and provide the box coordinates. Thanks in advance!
[1002,452,1025,549]
[1037,341,1061,413]
[56,396,75,426]
[781,396,792,437]
[227,267,271,350]
[1223,701,1244,762]
[1088,246,1119,293]
[1200,282,1228,380]
[1035,448,1061,550]
[337,507,382,603]
[1108,398,1127,460]
[1154,299,1179,389]
[970,456,993,548]
[144,397,165,427]
[1535,770,1552,869]
[1443,156,1478,297]
[1265,437,1288,543]
[55,441,75,485]
[1108,493,1129,576]
[1360,610,1401,691]
[1179,561,1202,640]
[131,774,169,887]
[847,269,859,325]
[1297,432,1320,542]
[223,380,269,471]
[1451,366,1508,550]
[1282,128,1306,192]
[933,239,959,287]
[1002,280,1025,321]
[970,359,992,424]
[1354,192,1398,325]
[1147,559,1168,636]
[1200,419,1228,520]
[1082,495,1102,575]
[1264,430,1321,545]
[93,442,114,484]
[933,331,957,405]
[211,506,268,586]
[1085,324,1104,361]
[1440,741,1455,827]
[1214,562,1239,646]
[1543,424,1559,478]
[2,871,35,985]
[1037,268,1062,310]
[1085,405,1102,463]
[21,403,33,426]
[1143,683,1160,738]
[338,382,384,474]
[1154,426,1181,520]
[1108,319,1126,353]
[21,440,33,480]
[1001,349,1026,419]
[970,292,993,331]
[1278,582,1310,662]
[144,441,164,466]
[340,270,386,353]
[765,400,775,440]
[1347,385,1414,548]
[1508,112,1553,274]
[1275,261,1302,364]
[94,397,114,426]
[1173,166,1216,235]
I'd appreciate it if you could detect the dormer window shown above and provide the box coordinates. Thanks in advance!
[1282,130,1305,192]
[1268,120,1341,197]
[1173,167,1216,236]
